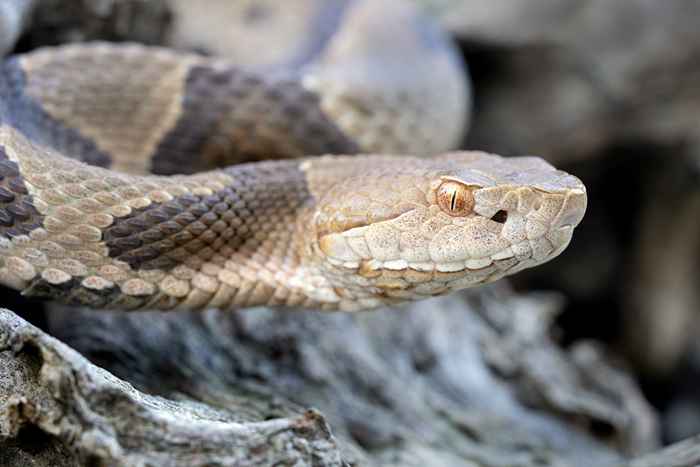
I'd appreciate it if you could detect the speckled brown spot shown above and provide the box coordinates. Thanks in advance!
[160,275,190,298]
[6,256,36,280]
[41,268,72,285]
[82,275,114,291]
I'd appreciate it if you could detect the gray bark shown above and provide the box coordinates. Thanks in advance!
[1,285,658,466]
[0,308,346,467]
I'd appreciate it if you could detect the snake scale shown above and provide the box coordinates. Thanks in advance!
[0,0,586,312]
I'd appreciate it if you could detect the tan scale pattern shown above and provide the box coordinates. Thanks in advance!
[21,44,200,175]
[17,43,360,177]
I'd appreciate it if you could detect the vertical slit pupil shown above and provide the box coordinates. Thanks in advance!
[450,190,457,211]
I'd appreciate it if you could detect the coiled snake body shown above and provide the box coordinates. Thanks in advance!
[0,0,586,311]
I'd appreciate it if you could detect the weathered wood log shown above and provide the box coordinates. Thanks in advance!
[0,308,348,467]
[1,285,659,466]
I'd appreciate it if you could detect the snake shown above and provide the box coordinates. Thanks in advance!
[0,0,586,312]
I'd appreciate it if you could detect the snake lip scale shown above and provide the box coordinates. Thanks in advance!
[0,1,587,312]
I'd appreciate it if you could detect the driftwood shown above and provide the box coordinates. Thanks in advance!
[0,308,345,466]
[1,285,658,466]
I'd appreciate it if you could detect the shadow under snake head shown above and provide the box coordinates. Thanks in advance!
[308,152,586,310]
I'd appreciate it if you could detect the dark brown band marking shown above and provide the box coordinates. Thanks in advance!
[0,58,111,168]
[150,64,359,175]
[104,160,310,272]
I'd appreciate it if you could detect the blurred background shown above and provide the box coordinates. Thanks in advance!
[4,0,700,450]
[431,0,700,445]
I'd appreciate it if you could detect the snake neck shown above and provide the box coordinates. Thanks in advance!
[174,160,339,310]
[91,159,337,310]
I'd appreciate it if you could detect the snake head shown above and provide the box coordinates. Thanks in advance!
[309,151,586,310]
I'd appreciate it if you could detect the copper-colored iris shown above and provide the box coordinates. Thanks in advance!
[436,181,474,216]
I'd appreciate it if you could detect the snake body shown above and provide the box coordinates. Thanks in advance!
[0,0,586,311]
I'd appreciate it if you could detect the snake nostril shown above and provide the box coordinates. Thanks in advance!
[491,210,508,224]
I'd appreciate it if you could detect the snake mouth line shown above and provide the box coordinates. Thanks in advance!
[327,251,526,274]
[324,233,564,275]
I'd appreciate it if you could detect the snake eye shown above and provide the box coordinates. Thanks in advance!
[437,181,474,217]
